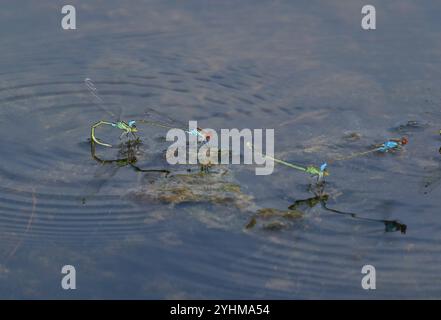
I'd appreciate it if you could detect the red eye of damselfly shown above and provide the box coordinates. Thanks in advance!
[401,137,409,145]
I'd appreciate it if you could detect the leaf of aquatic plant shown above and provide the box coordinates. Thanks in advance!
[245,208,303,231]
[262,221,289,231]
[245,217,257,229]
[129,169,253,209]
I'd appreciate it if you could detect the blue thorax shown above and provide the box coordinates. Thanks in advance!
[379,141,398,152]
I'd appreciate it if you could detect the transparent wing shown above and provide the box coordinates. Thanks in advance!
[141,106,190,131]
[84,78,122,121]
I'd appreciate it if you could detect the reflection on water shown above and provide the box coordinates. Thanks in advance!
[246,181,407,233]
[1,0,441,299]
[82,140,170,205]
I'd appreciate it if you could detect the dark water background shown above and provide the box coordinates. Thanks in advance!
[0,0,440,298]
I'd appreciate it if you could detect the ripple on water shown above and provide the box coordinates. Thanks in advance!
[0,37,283,255]
[1,30,441,298]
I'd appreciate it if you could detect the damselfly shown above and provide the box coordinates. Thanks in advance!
[85,78,139,147]
[85,78,209,147]
[137,106,211,143]
[245,141,329,181]
[329,137,409,162]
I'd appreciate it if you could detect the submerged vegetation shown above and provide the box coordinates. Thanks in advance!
[86,130,409,234]
[82,80,441,235]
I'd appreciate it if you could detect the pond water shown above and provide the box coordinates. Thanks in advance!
[0,0,440,298]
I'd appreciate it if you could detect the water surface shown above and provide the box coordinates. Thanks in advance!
[0,0,440,298]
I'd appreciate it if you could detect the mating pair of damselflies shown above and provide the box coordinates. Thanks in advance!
[85,78,209,148]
